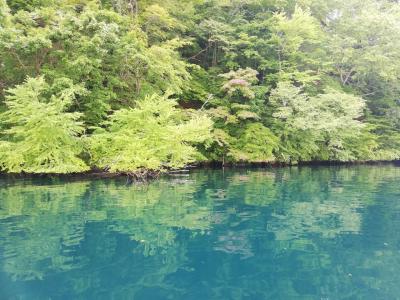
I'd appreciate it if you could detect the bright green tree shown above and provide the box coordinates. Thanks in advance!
[0,76,88,173]
[89,94,213,173]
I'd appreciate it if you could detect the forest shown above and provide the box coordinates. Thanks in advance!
[1,0,400,174]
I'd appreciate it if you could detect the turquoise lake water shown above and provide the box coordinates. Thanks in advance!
[0,165,400,299]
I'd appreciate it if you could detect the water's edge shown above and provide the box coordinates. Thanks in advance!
[0,160,399,180]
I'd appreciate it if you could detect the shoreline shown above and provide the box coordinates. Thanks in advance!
[0,160,399,181]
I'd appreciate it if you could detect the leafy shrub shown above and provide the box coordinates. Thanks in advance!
[0,77,88,173]
[88,94,213,173]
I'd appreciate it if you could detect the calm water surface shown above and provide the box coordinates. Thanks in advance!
[1,166,400,299]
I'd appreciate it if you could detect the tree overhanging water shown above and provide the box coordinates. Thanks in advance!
[1,0,400,175]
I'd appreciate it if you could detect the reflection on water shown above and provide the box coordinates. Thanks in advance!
[0,166,400,299]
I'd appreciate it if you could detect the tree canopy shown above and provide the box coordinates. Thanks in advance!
[0,0,399,174]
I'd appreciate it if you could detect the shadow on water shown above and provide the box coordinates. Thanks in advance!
[0,165,400,299]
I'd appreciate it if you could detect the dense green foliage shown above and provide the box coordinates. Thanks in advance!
[0,76,88,173]
[0,0,399,173]
[89,94,212,172]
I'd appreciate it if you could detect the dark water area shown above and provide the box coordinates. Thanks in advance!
[0,165,400,299]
